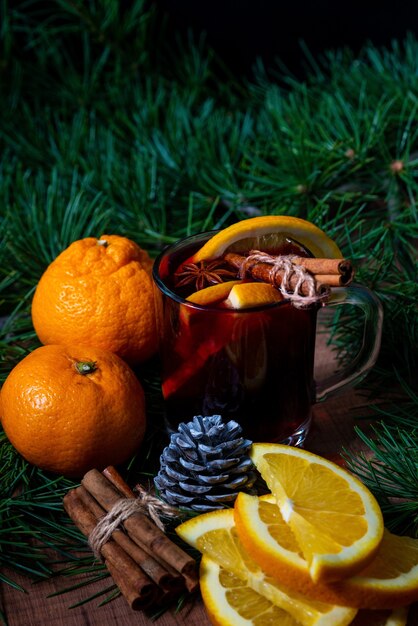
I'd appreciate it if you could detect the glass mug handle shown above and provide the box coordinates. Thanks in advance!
[315,285,384,401]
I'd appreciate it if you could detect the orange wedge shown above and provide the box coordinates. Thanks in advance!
[235,493,418,609]
[176,508,357,626]
[186,280,283,309]
[250,444,384,583]
[200,557,409,626]
[192,215,342,262]
[225,282,283,309]
[186,280,241,305]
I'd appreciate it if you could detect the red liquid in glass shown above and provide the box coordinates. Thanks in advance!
[157,238,318,444]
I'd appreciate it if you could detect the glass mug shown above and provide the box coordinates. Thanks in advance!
[153,231,383,446]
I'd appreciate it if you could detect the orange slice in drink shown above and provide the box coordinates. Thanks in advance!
[235,493,418,609]
[192,215,342,261]
[161,332,231,398]
[249,444,384,584]
[186,280,241,305]
[226,282,283,308]
[162,282,238,398]
[187,280,283,309]
[163,281,281,398]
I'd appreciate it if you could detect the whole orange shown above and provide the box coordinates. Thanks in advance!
[31,235,160,365]
[0,344,146,477]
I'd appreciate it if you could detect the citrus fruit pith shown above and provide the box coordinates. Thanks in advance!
[200,557,408,626]
[235,493,418,609]
[176,508,357,626]
[250,443,384,583]
[192,216,342,262]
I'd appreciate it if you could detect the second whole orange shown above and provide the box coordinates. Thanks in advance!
[0,344,147,477]
[31,234,160,365]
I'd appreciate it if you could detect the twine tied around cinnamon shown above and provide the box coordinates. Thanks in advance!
[238,250,330,308]
[88,490,179,559]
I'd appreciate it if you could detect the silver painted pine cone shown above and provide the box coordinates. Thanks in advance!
[154,415,256,512]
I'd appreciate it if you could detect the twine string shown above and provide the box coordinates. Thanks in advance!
[239,250,328,308]
[133,484,179,530]
[88,492,179,559]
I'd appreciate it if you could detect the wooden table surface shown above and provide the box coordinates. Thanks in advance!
[2,389,418,625]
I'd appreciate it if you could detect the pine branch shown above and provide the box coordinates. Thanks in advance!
[343,373,418,536]
[344,422,418,537]
[0,434,87,579]
[2,167,112,283]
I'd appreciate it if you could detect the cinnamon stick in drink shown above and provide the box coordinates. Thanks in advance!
[75,486,185,592]
[63,489,158,610]
[82,469,197,578]
[314,274,348,287]
[224,251,353,292]
[224,252,328,296]
[292,256,353,282]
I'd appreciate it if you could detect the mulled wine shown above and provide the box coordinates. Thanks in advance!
[153,231,318,445]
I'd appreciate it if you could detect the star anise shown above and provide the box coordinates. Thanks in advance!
[174,259,237,292]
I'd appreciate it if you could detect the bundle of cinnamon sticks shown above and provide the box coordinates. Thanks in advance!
[224,251,354,297]
[63,466,198,611]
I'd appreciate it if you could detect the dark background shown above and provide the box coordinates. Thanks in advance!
[158,1,418,76]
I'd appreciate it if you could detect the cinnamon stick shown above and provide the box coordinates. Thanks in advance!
[224,252,353,292]
[105,560,153,611]
[103,465,136,498]
[63,489,158,610]
[224,252,328,296]
[292,256,353,281]
[82,469,197,578]
[314,274,348,287]
[75,486,185,592]
[181,570,200,594]
[103,467,199,593]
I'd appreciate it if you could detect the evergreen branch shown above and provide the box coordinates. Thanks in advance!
[2,168,112,281]
[344,422,418,536]
[348,372,418,459]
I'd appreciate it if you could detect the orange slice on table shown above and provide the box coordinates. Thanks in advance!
[249,444,384,584]
[235,493,418,609]
[200,556,409,626]
[176,508,357,626]
[200,555,301,626]
[192,215,343,262]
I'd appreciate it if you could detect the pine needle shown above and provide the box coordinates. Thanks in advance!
[344,422,418,536]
